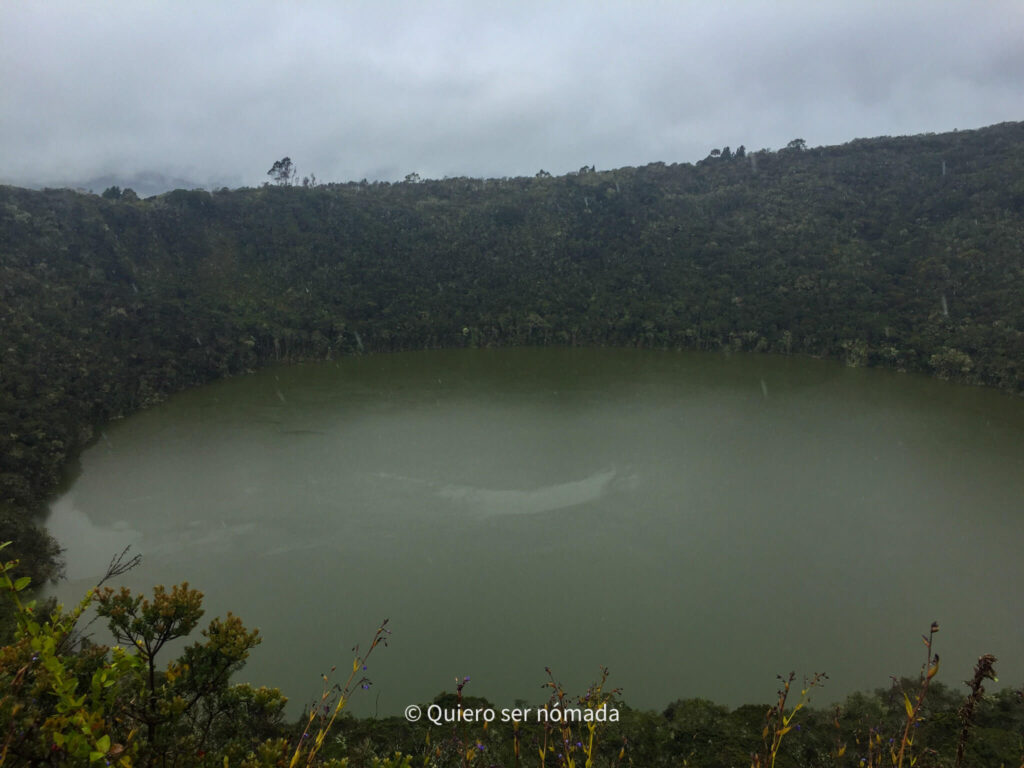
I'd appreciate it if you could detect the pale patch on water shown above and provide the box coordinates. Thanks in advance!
[46,496,264,579]
[438,468,618,515]
[263,540,326,557]
[45,496,143,581]
[374,467,636,516]
[184,520,259,552]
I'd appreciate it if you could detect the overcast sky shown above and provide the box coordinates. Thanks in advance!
[2,1,1022,192]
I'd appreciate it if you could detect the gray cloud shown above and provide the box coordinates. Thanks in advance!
[2,0,1021,192]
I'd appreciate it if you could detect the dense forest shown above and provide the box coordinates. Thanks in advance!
[1,122,1023,764]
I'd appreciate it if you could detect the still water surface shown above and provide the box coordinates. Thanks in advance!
[46,348,1024,713]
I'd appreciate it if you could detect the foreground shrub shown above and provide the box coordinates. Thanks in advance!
[2,545,1022,767]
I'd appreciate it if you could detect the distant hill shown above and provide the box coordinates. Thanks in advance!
[1,170,229,198]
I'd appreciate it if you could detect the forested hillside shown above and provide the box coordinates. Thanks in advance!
[2,121,1023,580]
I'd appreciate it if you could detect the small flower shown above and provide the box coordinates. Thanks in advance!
[361,683,370,690]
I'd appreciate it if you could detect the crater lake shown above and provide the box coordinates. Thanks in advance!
[45,348,1024,713]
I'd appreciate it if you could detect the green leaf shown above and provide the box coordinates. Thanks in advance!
[14,575,31,591]
[96,734,111,754]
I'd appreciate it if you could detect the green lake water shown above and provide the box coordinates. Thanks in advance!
[45,348,1024,714]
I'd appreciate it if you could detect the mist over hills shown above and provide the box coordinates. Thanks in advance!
[1,170,228,198]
